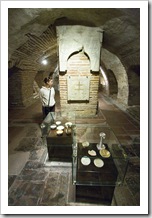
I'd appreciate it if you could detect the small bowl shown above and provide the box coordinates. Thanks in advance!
[50,124,56,129]
[56,130,63,136]
[56,121,61,125]
[57,125,64,130]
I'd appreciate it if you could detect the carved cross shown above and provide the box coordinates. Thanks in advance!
[75,81,83,91]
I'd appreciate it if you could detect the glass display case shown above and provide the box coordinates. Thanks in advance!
[40,111,76,162]
[40,113,129,205]
[72,125,129,205]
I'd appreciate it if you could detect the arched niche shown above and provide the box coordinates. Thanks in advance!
[59,51,100,117]
[67,50,90,76]
[101,48,129,105]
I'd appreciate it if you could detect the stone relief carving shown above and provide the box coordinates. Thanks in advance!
[57,26,103,72]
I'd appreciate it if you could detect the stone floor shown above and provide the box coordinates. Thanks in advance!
[8,92,140,207]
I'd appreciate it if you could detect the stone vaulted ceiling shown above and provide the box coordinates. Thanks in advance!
[8,8,140,72]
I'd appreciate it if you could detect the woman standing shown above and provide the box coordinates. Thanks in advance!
[39,76,56,119]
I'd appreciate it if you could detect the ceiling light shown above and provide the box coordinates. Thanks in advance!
[42,59,47,65]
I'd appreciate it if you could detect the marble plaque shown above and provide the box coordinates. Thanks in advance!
[67,76,90,101]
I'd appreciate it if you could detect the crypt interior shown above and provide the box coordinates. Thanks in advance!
[8,8,140,206]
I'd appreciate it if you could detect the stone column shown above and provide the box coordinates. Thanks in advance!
[56,25,103,117]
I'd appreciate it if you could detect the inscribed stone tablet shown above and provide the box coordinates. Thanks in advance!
[67,76,90,101]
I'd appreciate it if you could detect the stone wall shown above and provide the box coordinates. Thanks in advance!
[127,65,140,106]
[8,66,58,109]
[35,71,45,88]
[8,68,37,107]
[8,68,23,107]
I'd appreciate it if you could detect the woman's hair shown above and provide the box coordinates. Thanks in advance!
[43,76,52,84]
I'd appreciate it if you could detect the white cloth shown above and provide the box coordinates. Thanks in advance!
[39,86,55,107]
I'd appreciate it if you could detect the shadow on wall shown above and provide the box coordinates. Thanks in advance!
[8,66,23,107]
[107,69,118,96]
[127,65,140,106]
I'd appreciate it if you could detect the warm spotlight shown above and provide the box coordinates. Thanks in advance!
[42,59,47,65]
